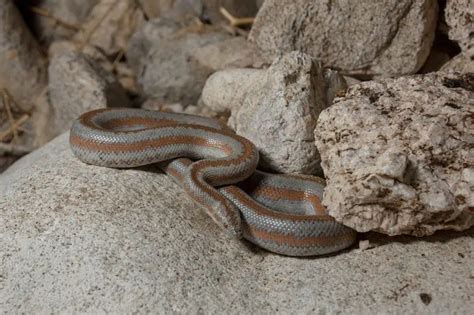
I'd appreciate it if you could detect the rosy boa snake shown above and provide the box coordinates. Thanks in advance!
[70,108,356,256]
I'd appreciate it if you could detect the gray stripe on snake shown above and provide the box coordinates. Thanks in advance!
[70,108,356,256]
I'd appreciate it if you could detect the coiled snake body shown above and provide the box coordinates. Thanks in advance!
[70,108,356,256]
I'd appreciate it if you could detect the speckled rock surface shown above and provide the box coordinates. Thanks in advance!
[201,68,264,114]
[228,51,328,174]
[440,53,474,73]
[138,29,229,106]
[249,0,438,76]
[202,51,346,174]
[445,0,474,57]
[0,134,473,313]
[0,0,47,111]
[315,72,474,236]
[48,52,130,134]
[138,0,260,23]
[126,17,182,74]
[193,36,265,71]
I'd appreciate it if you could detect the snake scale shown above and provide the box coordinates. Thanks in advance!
[70,108,356,256]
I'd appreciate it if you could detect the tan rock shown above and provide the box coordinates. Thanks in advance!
[249,0,438,77]
[0,133,472,313]
[441,53,474,73]
[315,72,474,236]
[445,0,474,57]
[48,52,130,134]
[0,0,47,111]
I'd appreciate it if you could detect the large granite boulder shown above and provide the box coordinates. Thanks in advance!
[0,133,472,313]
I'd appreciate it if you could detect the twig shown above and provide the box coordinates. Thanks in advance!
[0,114,29,142]
[173,17,206,38]
[29,6,81,31]
[219,7,254,27]
[111,49,125,72]
[1,89,20,143]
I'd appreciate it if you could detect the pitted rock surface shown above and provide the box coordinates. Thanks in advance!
[444,0,474,57]
[315,72,474,236]
[228,51,328,174]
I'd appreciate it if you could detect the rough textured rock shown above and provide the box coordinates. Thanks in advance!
[138,29,229,106]
[48,52,130,134]
[323,69,348,106]
[201,58,349,116]
[27,0,98,45]
[137,0,170,19]
[228,51,328,174]
[0,0,47,111]
[126,17,182,74]
[201,68,264,113]
[0,134,473,313]
[73,0,145,56]
[444,0,474,57]
[343,76,362,87]
[315,72,474,236]
[138,0,260,23]
[142,98,223,120]
[48,41,113,71]
[48,40,138,94]
[201,52,347,174]
[440,53,474,73]
[249,0,438,76]
[193,36,265,71]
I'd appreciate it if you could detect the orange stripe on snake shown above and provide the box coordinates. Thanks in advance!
[70,108,356,256]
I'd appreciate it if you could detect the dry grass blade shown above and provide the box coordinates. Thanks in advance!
[219,7,254,27]
[0,114,29,143]
[0,89,29,143]
[29,6,81,31]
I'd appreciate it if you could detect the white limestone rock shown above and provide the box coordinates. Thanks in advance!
[440,53,474,73]
[315,72,474,236]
